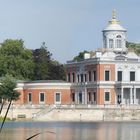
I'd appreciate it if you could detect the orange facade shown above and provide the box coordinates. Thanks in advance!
[14,63,117,106]
[14,83,72,105]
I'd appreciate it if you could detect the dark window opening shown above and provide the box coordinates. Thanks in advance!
[40,93,45,102]
[105,70,110,81]
[130,71,135,81]
[117,71,122,81]
[72,73,75,82]
[89,71,92,81]
[81,74,83,82]
[93,71,96,81]
[77,75,79,82]
[28,93,32,102]
[105,92,110,101]
[72,93,75,102]
[56,93,60,102]
[68,73,70,82]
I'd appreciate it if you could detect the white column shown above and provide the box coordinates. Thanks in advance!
[87,73,89,82]
[134,87,136,104]
[84,87,87,105]
[79,75,81,83]
[130,88,133,104]
[76,92,79,104]
[121,87,124,104]
[83,74,85,82]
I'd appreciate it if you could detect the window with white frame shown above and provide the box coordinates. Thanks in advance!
[130,71,135,81]
[116,39,122,48]
[109,39,113,48]
[39,92,45,103]
[28,93,32,102]
[55,93,61,103]
[117,71,122,81]
[105,92,110,102]
[105,70,110,81]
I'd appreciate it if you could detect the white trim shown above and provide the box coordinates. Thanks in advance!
[39,92,45,104]
[27,92,32,103]
[104,91,111,104]
[104,69,111,81]
[54,92,61,104]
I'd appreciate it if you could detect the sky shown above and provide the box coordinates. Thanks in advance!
[0,0,140,63]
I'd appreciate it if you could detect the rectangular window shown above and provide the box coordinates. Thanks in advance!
[93,92,96,102]
[109,39,113,48]
[93,71,96,81]
[105,92,110,101]
[72,73,75,82]
[55,93,61,103]
[68,73,70,82]
[117,71,122,81]
[40,93,45,102]
[89,71,92,81]
[81,74,83,82]
[116,39,122,48]
[77,75,79,82]
[105,70,110,81]
[88,92,91,102]
[130,71,135,81]
[72,93,75,102]
[28,93,32,102]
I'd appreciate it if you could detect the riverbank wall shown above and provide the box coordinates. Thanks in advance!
[1,105,140,121]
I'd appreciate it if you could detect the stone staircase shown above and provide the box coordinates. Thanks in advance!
[32,105,55,120]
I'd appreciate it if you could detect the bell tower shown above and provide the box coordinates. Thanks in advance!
[102,10,127,52]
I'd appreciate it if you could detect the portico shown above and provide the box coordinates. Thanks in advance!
[116,86,140,105]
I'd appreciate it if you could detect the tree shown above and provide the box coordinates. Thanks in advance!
[49,61,66,80]
[73,50,89,61]
[33,42,52,80]
[0,75,20,132]
[33,42,66,80]
[0,39,34,80]
[0,74,20,114]
[126,41,140,54]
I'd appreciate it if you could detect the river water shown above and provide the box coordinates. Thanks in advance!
[0,121,140,140]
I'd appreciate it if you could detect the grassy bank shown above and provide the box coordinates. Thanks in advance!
[0,116,11,122]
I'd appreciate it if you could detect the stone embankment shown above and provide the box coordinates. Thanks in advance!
[1,105,140,121]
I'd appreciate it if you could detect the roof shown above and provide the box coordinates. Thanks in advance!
[103,23,126,31]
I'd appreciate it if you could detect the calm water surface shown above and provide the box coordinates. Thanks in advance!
[0,121,140,140]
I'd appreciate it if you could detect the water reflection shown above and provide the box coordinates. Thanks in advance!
[0,122,140,140]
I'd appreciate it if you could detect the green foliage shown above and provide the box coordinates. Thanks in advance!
[0,39,34,80]
[33,42,66,80]
[0,116,11,122]
[126,41,140,54]
[49,61,66,80]
[0,74,20,101]
[0,39,66,81]
[73,50,89,61]
[33,42,52,80]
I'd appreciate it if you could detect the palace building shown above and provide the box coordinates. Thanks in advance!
[66,10,140,106]
[16,11,140,106]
